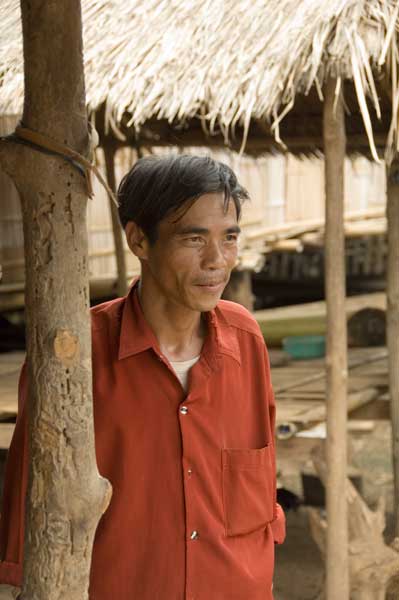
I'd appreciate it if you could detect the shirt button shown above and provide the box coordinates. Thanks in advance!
[180,406,188,415]
[187,468,193,476]
[190,530,199,540]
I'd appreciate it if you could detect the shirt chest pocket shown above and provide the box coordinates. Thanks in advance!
[222,445,275,537]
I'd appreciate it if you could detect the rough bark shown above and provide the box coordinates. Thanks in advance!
[103,144,128,297]
[386,160,399,537]
[309,451,399,600]
[0,1,112,598]
[323,77,349,599]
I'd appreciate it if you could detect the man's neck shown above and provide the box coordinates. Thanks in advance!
[137,280,206,362]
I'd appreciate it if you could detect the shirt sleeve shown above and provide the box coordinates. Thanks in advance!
[263,345,286,545]
[0,363,29,586]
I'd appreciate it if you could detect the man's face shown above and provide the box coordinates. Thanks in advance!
[141,192,240,313]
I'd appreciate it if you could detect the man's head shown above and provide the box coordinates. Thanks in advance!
[118,154,249,312]
[118,154,248,243]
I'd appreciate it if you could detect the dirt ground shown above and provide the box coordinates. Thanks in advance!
[0,422,395,600]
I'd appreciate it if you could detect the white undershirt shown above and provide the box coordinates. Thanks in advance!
[169,356,200,392]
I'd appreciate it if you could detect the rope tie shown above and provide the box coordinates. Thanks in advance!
[4,124,118,207]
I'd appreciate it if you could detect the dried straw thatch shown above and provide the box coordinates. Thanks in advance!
[1,0,399,158]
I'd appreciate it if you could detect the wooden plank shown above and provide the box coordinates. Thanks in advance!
[272,349,387,394]
[256,293,386,345]
[0,352,24,419]
[276,388,378,427]
[0,423,16,449]
[245,206,385,242]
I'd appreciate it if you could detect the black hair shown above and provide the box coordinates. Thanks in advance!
[117,154,249,243]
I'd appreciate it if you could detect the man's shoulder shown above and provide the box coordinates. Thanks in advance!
[215,299,263,340]
[90,296,125,332]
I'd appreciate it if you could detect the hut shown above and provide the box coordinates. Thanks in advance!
[0,0,392,306]
[1,0,399,597]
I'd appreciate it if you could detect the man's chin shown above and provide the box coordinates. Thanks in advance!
[192,294,223,313]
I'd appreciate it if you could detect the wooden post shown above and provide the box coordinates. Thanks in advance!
[223,270,254,310]
[103,144,128,297]
[386,160,399,536]
[0,1,112,597]
[323,77,349,599]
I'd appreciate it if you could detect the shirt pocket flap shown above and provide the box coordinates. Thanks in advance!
[222,445,275,537]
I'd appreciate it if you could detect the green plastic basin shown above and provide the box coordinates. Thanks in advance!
[282,334,326,360]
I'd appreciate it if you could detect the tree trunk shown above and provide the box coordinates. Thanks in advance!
[103,144,128,297]
[386,160,399,537]
[323,77,349,599]
[0,1,112,598]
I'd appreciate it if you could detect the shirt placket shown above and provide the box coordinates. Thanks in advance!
[154,325,218,600]
[178,394,197,600]
[178,355,215,600]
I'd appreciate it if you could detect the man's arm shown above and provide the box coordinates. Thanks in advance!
[0,363,28,587]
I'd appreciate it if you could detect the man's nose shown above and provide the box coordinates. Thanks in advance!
[202,240,227,270]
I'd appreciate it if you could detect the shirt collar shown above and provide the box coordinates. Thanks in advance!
[118,279,241,366]
[118,279,160,360]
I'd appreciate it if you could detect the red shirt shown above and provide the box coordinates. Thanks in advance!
[0,283,285,599]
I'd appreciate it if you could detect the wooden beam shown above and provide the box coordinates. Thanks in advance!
[323,77,349,599]
[95,118,387,156]
[386,160,399,536]
[103,145,128,297]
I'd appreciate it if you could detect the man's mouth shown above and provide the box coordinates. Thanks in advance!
[195,280,226,292]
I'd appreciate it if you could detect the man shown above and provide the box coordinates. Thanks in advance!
[0,155,285,599]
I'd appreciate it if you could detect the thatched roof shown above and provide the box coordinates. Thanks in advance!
[1,0,399,158]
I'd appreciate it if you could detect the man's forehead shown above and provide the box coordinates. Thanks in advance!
[165,193,238,229]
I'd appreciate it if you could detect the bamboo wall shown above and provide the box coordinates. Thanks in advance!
[0,116,24,285]
[0,115,387,290]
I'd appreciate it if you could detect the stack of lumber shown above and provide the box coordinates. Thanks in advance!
[256,292,386,346]
[243,207,386,253]
[273,347,389,436]
[0,351,23,449]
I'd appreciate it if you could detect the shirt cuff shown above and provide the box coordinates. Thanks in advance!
[0,561,22,587]
[270,503,286,544]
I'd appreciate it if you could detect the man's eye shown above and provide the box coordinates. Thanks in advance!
[225,234,238,242]
[184,236,204,245]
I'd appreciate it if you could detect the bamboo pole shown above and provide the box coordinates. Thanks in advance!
[103,144,128,297]
[386,160,399,536]
[323,77,349,600]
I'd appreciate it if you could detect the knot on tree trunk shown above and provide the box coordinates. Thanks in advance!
[54,329,80,366]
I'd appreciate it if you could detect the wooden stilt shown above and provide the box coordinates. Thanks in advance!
[103,144,128,297]
[323,77,349,599]
[223,269,254,310]
[386,160,399,536]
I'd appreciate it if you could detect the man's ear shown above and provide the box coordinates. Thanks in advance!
[125,222,150,260]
